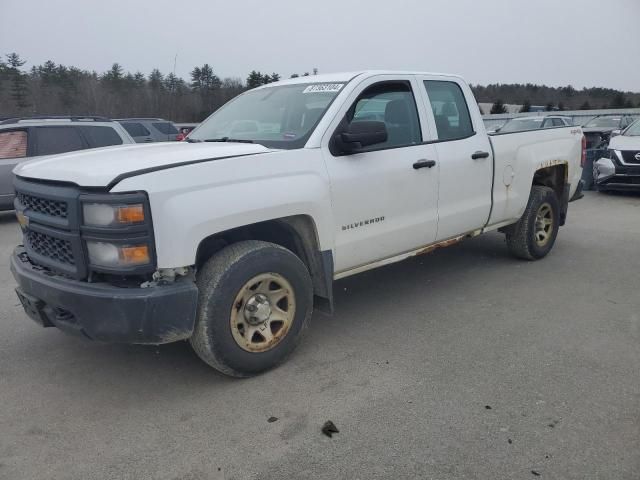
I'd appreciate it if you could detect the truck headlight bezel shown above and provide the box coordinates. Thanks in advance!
[79,192,156,275]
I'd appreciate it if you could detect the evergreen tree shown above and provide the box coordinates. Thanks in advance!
[580,101,591,110]
[519,99,531,113]
[611,93,625,108]
[6,53,30,110]
[246,70,263,88]
[490,99,507,114]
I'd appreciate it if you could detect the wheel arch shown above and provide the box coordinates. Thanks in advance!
[532,162,569,225]
[195,215,334,313]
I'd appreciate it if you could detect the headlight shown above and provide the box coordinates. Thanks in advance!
[608,149,621,161]
[83,203,145,227]
[86,241,151,268]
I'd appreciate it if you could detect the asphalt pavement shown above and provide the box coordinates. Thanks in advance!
[0,191,638,480]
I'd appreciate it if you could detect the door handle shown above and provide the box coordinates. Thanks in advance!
[471,151,490,160]
[413,159,436,169]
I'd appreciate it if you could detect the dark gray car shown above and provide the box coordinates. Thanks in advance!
[0,116,134,211]
[116,118,180,142]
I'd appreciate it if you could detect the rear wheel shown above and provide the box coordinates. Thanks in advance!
[506,185,560,260]
[190,240,313,377]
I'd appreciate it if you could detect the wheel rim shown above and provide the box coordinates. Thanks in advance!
[534,202,554,247]
[230,273,296,353]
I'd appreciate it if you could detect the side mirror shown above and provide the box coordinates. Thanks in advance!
[610,129,621,138]
[335,121,387,154]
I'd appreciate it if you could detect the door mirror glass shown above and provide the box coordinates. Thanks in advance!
[336,121,388,154]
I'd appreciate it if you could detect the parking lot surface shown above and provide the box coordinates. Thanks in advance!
[0,191,639,480]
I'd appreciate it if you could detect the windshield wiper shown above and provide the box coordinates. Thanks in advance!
[204,137,254,144]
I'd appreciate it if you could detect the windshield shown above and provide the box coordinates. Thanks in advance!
[623,119,640,136]
[499,118,544,133]
[584,116,621,128]
[189,82,346,149]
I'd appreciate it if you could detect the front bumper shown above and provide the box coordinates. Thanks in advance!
[594,158,640,191]
[10,246,198,344]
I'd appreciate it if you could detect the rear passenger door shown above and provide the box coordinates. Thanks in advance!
[151,121,179,142]
[78,126,125,148]
[120,122,153,143]
[417,77,493,241]
[33,126,86,156]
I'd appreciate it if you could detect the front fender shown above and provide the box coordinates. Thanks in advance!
[112,150,333,268]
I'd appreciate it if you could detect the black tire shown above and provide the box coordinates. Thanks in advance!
[190,240,313,377]
[506,185,560,260]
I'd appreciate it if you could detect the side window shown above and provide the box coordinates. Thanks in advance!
[423,80,474,141]
[551,118,564,127]
[348,82,422,150]
[80,126,124,147]
[152,122,179,135]
[35,127,84,156]
[121,122,150,137]
[0,130,28,159]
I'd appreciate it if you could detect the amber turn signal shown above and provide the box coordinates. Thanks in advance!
[116,204,145,224]
[119,245,150,265]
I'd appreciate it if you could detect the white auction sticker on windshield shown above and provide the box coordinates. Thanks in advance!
[303,83,343,94]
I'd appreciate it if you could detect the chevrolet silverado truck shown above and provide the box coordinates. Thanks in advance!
[10,71,585,377]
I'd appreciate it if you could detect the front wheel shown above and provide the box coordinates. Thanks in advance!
[190,240,313,377]
[506,185,560,260]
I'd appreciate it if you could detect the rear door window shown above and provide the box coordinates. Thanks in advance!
[35,127,85,156]
[423,80,474,141]
[152,122,179,135]
[0,130,28,159]
[121,122,150,137]
[79,126,123,147]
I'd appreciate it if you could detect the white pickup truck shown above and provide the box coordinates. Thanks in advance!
[10,71,585,376]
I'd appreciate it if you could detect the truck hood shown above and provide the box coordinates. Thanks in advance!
[14,141,271,188]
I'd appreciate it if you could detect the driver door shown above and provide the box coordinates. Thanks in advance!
[322,76,440,274]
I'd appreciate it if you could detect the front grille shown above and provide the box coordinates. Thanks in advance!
[18,192,68,218]
[621,150,640,164]
[26,230,75,265]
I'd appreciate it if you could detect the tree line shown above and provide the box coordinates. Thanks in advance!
[1,53,638,121]
[476,83,640,114]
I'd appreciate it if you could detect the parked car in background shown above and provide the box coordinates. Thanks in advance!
[581,115,637,189]
[582,115,636,149]
[594,118,640,192]
[495,115,572,133]
[116,118,180,142]
[175,123,199,141]
[0,116,134,211]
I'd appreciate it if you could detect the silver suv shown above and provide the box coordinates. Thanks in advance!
[0,116,134,211]
[115,118,180,143]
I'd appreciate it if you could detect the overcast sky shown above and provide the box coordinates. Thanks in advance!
[2,0,639,91]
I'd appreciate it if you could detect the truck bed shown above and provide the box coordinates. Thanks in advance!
[487,126,583,227]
